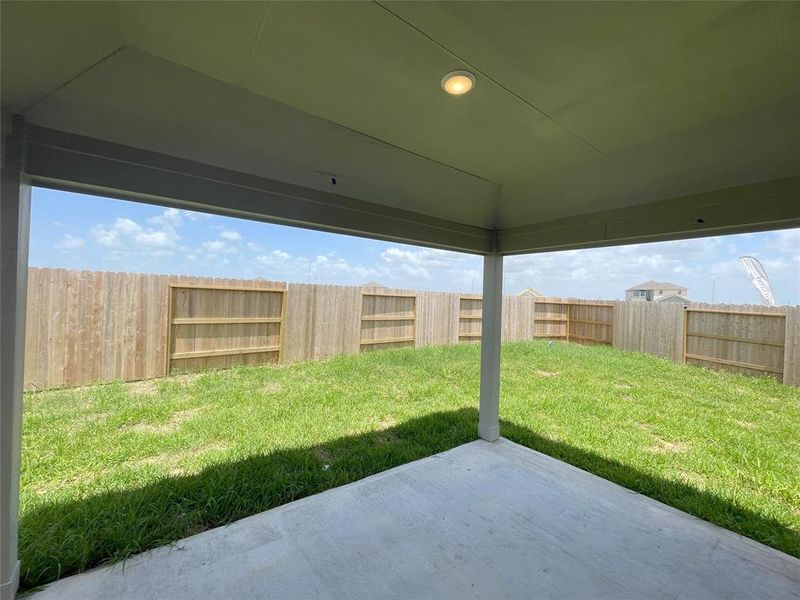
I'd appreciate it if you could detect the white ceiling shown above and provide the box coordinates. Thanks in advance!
[2,1,799,241]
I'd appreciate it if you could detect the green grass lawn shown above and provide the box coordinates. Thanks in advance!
[20,341,800,590]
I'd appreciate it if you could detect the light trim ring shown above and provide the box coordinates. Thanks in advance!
[441,70,476,96]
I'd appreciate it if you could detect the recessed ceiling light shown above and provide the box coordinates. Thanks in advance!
[441,70,475,96]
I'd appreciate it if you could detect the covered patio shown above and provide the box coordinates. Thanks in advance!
[27,439,800,599]
[2,2,799,599]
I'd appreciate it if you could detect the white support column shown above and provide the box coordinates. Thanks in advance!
[478,253,503,442]
[1,117,31,600]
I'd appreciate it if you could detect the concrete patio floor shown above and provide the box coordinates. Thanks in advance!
[31,438,800,599]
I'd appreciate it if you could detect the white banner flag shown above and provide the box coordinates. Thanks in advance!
[739,256,776,306]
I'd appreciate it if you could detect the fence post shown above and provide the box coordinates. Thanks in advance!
[566,303,571,342]
[682,307,689,365]
[784,307,800,386]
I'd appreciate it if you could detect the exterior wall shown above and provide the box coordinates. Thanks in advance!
[626,287,688,302]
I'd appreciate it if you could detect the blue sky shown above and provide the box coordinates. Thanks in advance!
[31,187,800,305]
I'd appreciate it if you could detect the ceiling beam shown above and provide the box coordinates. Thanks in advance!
[17,124,800,258]
[22,124,495,254]
[498,176,800,255]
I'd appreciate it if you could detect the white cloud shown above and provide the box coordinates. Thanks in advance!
[62,195,800,304]
[504,241,708,299]
[220,229,242,241]
[202,240,227,253]
[89,213,185,269]
[148,207,211,226]
[93,217,181,250]
[184,210,212,222]
[146,208,182,227]
[248,246,481,290]
[56,233,84,250]
[200,240,239,261]
[765,229,800,263]
[502,232,800,304]
[252,250,375,285]
[379,247,475,281]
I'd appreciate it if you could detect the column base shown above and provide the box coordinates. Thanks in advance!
[0,560,20,600]
[478,423,500,442]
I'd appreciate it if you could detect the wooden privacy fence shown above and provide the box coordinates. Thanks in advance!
[24,269,285,389]
[683,308,786,379]
[529,300,613,345]
[458,296,483,343]
[360,290,416,350]
[167,284,286,373]
[533,300,569,339]
[612,301,684,362]
[568,302,614,345]
[23,268,800,390]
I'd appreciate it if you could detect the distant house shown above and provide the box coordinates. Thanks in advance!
[518,287,546,298]
[361,282,385,288]
[625,280,688,303]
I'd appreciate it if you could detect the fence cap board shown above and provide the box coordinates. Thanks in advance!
[361,291,417,298]
[685,307,786,317]
[169,284,286,293]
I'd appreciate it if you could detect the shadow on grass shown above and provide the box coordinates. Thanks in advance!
[20,408,799,591]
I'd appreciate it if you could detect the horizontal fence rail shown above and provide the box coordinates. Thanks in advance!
[23,268,800,390]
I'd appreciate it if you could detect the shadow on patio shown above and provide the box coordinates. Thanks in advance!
[20,408,798,592]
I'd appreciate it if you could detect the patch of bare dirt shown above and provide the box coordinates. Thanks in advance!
[132,441,230,476]
[647,439,689,454]
[377,416,397,430]
[196,441,229,454]
[140,456,191,477]
[735,420,757,430]
[536,370,558,378]
[30,471,100,495]
[677,470,705,486]
[136,453,174,468]
[127,379,159,396]
[171,373,204,386]
[69,411,110,430]
[614,383,632,390]
[374,430,398,445]
[262,382,284,395]
[313,446,333,465]
[126,408,201,434]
